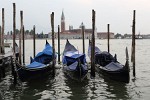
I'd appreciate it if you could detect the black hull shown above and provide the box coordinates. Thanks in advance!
[16,62,53,82]
[96,65,130,83]
[63,65,88,81]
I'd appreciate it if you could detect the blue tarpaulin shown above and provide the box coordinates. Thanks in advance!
[62,39,86,66]
[27,40,54,68]
[27,61,45,68]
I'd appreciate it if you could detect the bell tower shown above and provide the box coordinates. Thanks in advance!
[61,11,65,32]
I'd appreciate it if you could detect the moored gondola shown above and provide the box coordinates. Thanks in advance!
[88,40,130,83]
[13,40,56,81]
[62,39,88,81]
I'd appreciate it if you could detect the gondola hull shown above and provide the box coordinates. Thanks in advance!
[96,64,129,83]
[63,63,88,81]
[16,62,53,81]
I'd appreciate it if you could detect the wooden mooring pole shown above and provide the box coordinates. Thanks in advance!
[51,12,55,75]
[19,10,23,65]
[33,25,36,58]
[131,10,136,77]
[0,26,1,54]
[13,3,16,55]
[82,24,85,54]
[1,8,5,54]
[22,26,25,64]
[91,9,95,77]
[0,60,2,80]
[12,3,17,84]
[58,25,60,64]
[107,24,110,53]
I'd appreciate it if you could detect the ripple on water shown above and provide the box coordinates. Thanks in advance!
[1,39,150,100]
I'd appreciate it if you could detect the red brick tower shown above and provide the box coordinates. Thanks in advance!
[61,11,65,32]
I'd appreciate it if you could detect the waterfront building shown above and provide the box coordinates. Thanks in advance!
[59,11,114,39]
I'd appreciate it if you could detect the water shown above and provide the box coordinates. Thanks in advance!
[0,39,150,100]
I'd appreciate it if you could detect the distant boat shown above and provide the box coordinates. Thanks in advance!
[62,39,88,81]
[88,40,130,83]
[13,40,56,81]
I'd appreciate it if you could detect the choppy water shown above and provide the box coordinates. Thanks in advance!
[0,39,150,100]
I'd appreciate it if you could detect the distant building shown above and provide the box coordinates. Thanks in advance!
[4,11,115,40]
[61,11,65,33]
[142,34,150,39]
[59,11,114,39]
[60,11,92,39]
[97,32,114,39]
[4,33,49,40]
[123,34,150,39]
[4,34,33,40]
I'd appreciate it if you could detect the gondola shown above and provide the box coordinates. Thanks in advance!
[14,40,56,81]
[88,40,130,83]
[62,39,88,81]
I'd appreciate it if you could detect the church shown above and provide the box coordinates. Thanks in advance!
[60,11,114,39]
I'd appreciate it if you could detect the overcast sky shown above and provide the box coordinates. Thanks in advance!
[0,0,150,34]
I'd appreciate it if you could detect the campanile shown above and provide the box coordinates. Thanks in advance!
[61,11,65,32]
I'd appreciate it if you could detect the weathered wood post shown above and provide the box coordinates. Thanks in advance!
[91,9,95,77]
[82,24,85,54]
[22,26,25,64]
[51,12,55,75]
[12,3,17,85]
[19,10,23,65]
[0,59,2,80]
[1,8,5,54]
[58,25,60,64]
[33,25,36,58]
[13,3,16,55]
[0,26,1,54]
[107,24,110,53]
[131,10,136,77]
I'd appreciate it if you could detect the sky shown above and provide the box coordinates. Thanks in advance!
[0,0,150,34]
